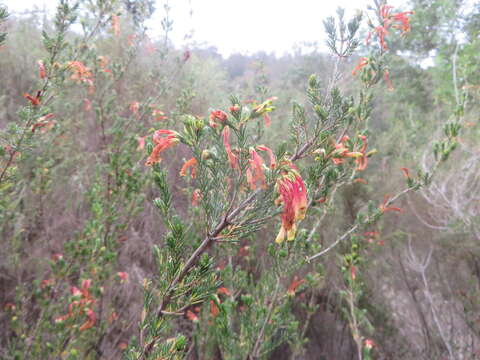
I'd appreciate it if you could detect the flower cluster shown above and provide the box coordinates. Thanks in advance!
[55,279,97,331]
[275,163,308,243]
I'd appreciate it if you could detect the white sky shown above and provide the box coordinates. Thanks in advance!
[3,0,407,57]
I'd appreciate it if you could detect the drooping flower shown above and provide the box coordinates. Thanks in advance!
[352,57,369,76]
[287,276,305,297]
[209,110,228,128]
[180,157,198,179]
[67,61,94,87]
[31,113,55,133]
[79,308,96,331]
[379,194,403,213]
[400,167,411,179]
[246,148,266,190]
[191,189,202,206]
[355,135,368,171]
[23,91,41,106]
[222,126,239,170]
[257,145,276,169]
[145,130,180,166]
[275,163,308,243]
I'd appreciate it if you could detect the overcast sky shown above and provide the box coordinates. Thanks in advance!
[3,0,407,56]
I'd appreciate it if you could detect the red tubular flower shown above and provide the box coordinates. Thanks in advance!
[180,157,198,179]
[287,276,305,297]
[209,110,228,128]
[23,91,41,106]
[400,167,411,178]
[38,60,46,79]
[67,61,94,86]
[391,11,414,34]
[31,113,55,133]
[191,189,202,206]
[379,194,403,213]
[222,126,239,170]
[350,265,357,280]
[79,308,96,331]
[355,135,368,171]
[275,163,308,243]
[257,145,276,169]
[145,130,180,166]
[246,148,266,190]
[352,57,369,76]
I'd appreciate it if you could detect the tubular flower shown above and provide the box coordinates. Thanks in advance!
[352,57,369,76]
[379,194,403,213]
[31,113,55,133]
[191,189,202,206]
[246,148,266,190]
[23,91,42,106]
[367,5,413,51]
[222,126,239,170]
[257,145,276,169]
[55,279,96,329]
[275,163,308,243]
[287,276,305,297]
[145,130,180,166]
[355,135,368,171]
[180,157,198,178]
[209,110,228,128]
[67,61,94,87]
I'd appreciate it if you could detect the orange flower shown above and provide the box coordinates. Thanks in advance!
[79,308,96,331]
[275,163,308,243]
[379,194,403,213]
[180,157,198,179]
[350,265,357,280]
[355,135,368,171]
[400,167,410,178]
[67,61,94,87]
[145,130,180,166]
[31,113,55,133]
[229,104,240,113]
[222,127,239,170]
[246,148,266,190]
[186,310,199,322]
[210,300,219,317]
[191,189,202,206]
[352,57,368,76]
[287,276,305,296]
[217,287,231,296]
[137,136,146,151]
[38,60,46,79]
[23,91,41,106]
[209,110,228,128]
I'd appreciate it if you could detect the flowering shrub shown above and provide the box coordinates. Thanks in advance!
[1,0,474,359]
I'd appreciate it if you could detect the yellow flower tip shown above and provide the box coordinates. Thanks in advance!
[275,227,286,244]
[287,225,297,241]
